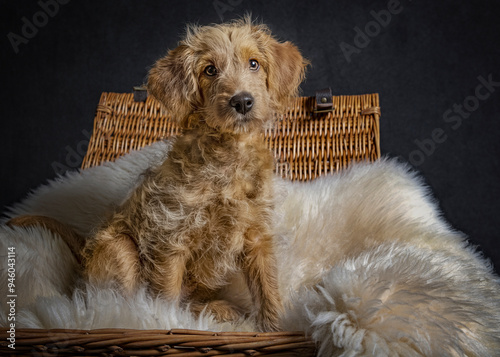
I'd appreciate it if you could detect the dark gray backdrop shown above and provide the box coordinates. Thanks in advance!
[1,0,499,272]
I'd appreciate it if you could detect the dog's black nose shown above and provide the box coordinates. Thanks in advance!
[230,92,254,114]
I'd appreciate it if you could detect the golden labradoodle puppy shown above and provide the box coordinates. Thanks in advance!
[9,18,307,331]
[84,18,307,331]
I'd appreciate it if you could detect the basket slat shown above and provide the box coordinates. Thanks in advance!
[81,92,381,181]
[0,329,316,356]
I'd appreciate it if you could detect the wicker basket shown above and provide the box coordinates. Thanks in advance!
[1,91,381,356]
[81,92,381,181]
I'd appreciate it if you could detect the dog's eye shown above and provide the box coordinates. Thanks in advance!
[204,65,218,76]
[249,59,260,71]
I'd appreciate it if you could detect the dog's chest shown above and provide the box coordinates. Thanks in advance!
[195,135,272,222]
[174,130,273,204]
[178,133,272,239]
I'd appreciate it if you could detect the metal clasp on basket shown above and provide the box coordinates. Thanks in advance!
[313,87,334,114]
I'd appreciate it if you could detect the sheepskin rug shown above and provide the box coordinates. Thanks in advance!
[1,140,500,356]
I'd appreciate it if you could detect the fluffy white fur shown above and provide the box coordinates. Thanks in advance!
[1,140,499,356]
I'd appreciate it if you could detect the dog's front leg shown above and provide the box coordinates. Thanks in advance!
[243,229,283,332]
[83,230,141,294]
[149,250,189,303]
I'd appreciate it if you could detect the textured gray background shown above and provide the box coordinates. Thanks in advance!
[1,0,499,271]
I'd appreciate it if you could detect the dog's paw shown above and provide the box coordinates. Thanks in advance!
[258,310,282,332]
[190,300,246,323]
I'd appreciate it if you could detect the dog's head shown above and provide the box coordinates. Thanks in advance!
[148,17,308,133]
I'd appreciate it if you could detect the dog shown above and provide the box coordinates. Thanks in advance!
[9,17,307,331]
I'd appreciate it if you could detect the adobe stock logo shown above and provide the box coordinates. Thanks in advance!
[340,0,407,63]
[213,0,242,21]
[408,74,500,167]
[51,129,91,175]
[7,0,70,54]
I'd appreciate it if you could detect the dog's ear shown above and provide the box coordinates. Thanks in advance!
[266,40,309,112]
[147,45,199,127]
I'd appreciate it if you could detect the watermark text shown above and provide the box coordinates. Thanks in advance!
[409,74,500,166]
[7,0,71,54]
[340,0,407,63]
[6,247,16,350]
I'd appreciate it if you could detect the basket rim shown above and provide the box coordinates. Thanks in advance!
[0,327,317,356]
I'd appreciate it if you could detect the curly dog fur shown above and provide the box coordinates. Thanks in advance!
[75,18,307,331]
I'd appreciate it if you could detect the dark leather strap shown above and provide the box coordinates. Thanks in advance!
[315,87,333,112]
[133,86,148,102]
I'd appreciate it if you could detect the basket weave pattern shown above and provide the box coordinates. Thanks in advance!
[81,92,381,180]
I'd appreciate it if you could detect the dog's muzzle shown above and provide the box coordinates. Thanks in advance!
[230,92,254,115]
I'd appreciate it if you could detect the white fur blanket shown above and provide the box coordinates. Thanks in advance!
[1,141,499,356]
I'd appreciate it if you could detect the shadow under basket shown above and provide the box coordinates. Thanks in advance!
[1,91,381,356]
